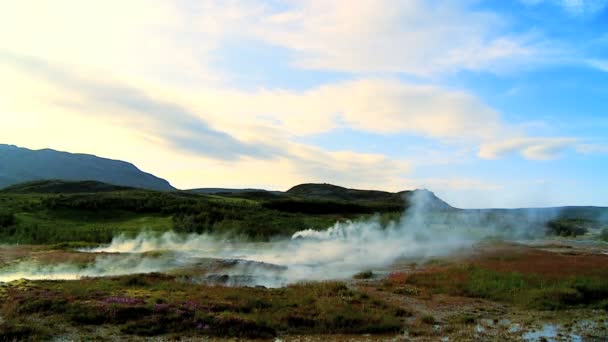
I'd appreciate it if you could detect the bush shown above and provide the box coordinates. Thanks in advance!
[600,228,608,242]
[546,219,589,237]
[263,199,373,215]
[0,321,49,340]
[421,314,436,324]
[353,271,374,279]
[527,288,583,310]
[0,211,16,227]
[67,303,107,325]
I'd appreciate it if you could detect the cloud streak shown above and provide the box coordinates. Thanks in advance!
[478,137,582,160]
[0,51,280,161]
[248,0,546,76]
[520,0,608,15]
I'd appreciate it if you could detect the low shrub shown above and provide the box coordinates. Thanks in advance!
[0,321,49,340]
[421,314,436,324]
[526,288,583,310]
[546,219,589,237]
[600,228,608,242]
[353,270,374,279]
[449,313,476,325]
[0,211,16,227]
[67,303,107,325]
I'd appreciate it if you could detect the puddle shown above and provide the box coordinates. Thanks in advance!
[508,323,521,333]
[522,324,558,341]
[498,319,512,327]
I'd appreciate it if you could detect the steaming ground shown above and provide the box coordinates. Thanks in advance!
[0,192,548,286]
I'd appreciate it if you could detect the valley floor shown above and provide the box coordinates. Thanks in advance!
[0,239,607,341]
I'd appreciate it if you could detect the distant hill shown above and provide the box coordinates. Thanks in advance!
[0,144,175,191]
[287,183,402,202]
[188,188,283,200]
[473,206,608,224]
[1,180,134,194]
[285,183,451,209]
[189,188,281,195]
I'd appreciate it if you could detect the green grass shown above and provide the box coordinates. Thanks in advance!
[404,265,608,310]
[0,209,171,244]
[0,190,375,244]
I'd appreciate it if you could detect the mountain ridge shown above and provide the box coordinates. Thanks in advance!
[0,144,175,191]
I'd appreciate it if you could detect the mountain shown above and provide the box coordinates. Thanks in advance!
[0,144,175,191]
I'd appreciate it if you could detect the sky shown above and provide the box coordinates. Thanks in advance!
[0,0,607,208]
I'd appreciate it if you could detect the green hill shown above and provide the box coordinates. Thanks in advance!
[1,180,134,194]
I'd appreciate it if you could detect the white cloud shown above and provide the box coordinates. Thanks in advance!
[478,137,581,160]
[0,0,274,88]
[248,0,544,76]
[587,59,608,72]
[174,79,512,141]
[520,0,608,15]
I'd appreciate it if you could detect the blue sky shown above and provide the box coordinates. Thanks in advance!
[0,0,606,208]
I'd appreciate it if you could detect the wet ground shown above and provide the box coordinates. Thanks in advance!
[1,238,607,341]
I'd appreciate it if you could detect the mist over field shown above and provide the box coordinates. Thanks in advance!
[0,191,555,286]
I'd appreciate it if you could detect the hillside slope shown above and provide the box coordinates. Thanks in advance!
[0,144,174,191]
[0,180,134,194]
[286,183,451,209]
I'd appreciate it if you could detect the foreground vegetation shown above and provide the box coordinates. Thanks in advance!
[2,242,607,340]
[385,244,608,311]
[0,275,404,340]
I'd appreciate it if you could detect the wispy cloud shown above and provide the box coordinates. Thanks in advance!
[0,51,280,161]
[478,137,582,160]
[587,59,608,72]
[246,0,547,76]
[520,0,608,15]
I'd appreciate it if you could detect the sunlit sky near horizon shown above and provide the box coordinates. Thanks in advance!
[1,0,607,208]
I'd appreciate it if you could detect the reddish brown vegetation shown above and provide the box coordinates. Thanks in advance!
[472,249,608,279]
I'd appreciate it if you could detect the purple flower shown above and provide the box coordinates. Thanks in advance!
[154,303,171,312]
[101,296,143,305]
[182,300,202,310]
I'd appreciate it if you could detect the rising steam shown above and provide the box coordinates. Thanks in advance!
[0,191,549,287]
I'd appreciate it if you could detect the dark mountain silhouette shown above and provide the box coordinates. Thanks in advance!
[0,144,175,191]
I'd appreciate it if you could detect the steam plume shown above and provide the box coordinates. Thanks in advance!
[0,191,549,286]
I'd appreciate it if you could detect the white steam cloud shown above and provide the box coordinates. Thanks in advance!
[0,191,549,287]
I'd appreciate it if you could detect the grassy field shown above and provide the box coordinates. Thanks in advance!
[0,182,401,244]
[385,243,608,311]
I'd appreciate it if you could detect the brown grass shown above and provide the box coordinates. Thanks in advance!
[471,247,608,279]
